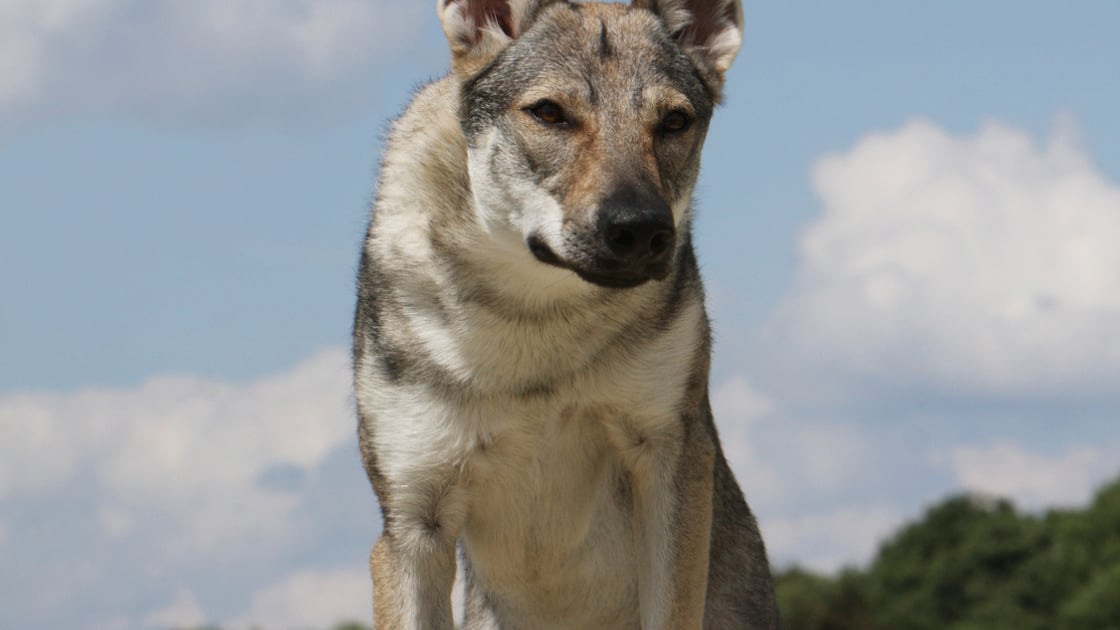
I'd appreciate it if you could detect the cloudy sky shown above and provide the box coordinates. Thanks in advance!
[2,1,1118,628]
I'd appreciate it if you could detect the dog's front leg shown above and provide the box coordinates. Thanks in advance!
[369,480,464,630]
[613,416,716,629]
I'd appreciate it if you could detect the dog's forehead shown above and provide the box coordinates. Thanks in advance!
[513,2,709,104]
[460,2,714,138]
[531,3,661,56]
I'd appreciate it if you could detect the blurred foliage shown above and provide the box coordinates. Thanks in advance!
[776,476,1120,630]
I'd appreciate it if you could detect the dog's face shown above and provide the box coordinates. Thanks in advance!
[442,0,743,288]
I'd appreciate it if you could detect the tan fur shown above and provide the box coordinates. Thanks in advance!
[669,442,715,627]
[370,539,405,628]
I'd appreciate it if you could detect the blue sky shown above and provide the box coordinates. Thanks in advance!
[2,2,1119,629]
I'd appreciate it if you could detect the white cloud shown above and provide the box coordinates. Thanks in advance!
[712,376,784,505]
[226,548,461,628]
[713,375,776,423]
[767,118,1120,399]
[0,0,430,128]
[712,375,881,508]
[97,506,136,539]
[763,505,905,573]
[452,563,466,626]
[142,587,208,630]
[227,568,370,630]
[0,348,353,555]
[0,348,384,629]
[0,0,116,105]
[89,617,132,630]
[948,441,1120,510]
[787,425,870,492]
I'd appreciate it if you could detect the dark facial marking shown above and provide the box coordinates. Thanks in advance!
[623,76,645,115]
[598,19,614,59]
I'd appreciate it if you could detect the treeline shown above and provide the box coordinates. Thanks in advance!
[776,476,1120,630]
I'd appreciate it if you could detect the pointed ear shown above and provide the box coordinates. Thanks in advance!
[633,0,744,86]
[439,0,559,76]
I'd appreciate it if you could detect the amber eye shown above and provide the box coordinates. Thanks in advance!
[661,110,692,134]
[527,100,568,127]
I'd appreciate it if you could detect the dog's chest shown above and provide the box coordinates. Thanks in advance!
[460,402,641,624]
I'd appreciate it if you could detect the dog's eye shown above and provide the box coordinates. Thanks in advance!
[527,100,568,127]
[661,110,693,135]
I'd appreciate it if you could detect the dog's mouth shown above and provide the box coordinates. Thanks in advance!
[527,236,670,289]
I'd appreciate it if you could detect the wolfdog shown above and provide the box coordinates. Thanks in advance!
[353,0,779,627]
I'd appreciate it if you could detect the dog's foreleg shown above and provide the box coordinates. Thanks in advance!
[663,419,718,628]
[612,417,716,629]
[369,480,465,630]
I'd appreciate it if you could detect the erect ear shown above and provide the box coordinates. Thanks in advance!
[632,0,744,87]
[439,0,561,76]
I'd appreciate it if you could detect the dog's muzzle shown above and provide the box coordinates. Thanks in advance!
[529,185,676,289]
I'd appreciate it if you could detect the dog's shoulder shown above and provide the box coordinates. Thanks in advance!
[374,75,470,234]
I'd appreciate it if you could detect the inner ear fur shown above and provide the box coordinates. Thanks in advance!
[632,0,744,87]
[439,0,561,76]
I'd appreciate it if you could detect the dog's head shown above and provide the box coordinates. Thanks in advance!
[441,0,743,288]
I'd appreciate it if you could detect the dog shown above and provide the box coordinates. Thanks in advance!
[353,1,779,627]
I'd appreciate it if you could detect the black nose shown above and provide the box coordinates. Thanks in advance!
[599,186,675,266]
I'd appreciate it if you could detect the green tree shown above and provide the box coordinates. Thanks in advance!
[775,475,1120,630]
[1059,561,1120,630]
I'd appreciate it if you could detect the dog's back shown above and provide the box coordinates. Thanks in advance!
[354,2,778,628]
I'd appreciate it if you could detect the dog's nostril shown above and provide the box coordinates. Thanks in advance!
[604,219,674,262]
[649,230,672,256]
[608,227,637,253]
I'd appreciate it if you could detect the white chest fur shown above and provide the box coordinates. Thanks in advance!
[462,400,639,625]
[356,292,702,626]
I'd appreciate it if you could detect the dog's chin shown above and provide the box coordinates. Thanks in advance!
[527,238,669,289]
[573,269,662,289]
